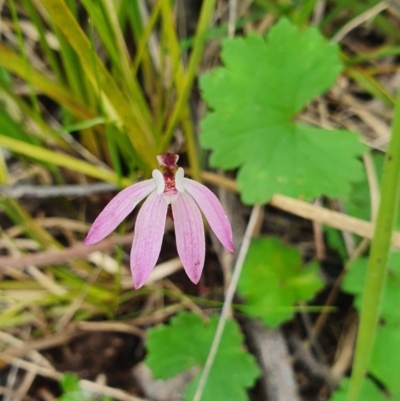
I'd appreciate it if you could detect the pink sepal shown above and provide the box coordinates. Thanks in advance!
[84,180,155,245]
[172,192,205,284]
[130,192,168,289]
[183,178,234,252]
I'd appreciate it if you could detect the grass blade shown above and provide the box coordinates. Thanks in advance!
[39,0,158,168]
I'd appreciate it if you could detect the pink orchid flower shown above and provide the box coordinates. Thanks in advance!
[84,153,234,288]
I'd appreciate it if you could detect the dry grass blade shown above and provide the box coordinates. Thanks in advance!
[331,1,388,43]
[0,233,134,269]
[0,354,149,401]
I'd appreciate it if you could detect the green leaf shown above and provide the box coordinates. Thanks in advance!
[56,372,112,401]
[60,373,81,393]
[200,18,365,204]
[238,237,324,327]
[342,252,400,325]
[329,377,395,401]
[145,311,260,401]
[56,373,85,401]
[370,325,400,395]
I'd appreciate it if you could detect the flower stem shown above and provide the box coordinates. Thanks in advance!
[347,89,400,400]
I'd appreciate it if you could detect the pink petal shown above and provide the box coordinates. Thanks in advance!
[183,178,234,252]
[172,192,205,284]
[131,191,168,289]
[84,180,155,245]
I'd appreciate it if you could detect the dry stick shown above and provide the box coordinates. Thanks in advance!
[192,204,263,401]
[0,233,134,269]
[75,321,145,338]
[0,331,53,368]
[331,1,388,43]
[312,199,326,260]
[0,385,35,401]
[0,322,145,362]
[228,0,237,38]
[0,328,82,360]
[10,370,36,401]
[0,355,149,401]
[4,364,19,401]
[312,0,326,25]
[1,229,66,295]
[331,313,359,382]
[0,182,118,199]
[363,152,380,222]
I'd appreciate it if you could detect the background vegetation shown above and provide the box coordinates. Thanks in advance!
[1,1,400,400]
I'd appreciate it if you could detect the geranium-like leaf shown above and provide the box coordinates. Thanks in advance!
[342,253,400,325]
[145,311,260,401]
[238,237,324,328]
[200,18,365,204]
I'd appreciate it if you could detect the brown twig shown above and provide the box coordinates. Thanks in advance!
[0,385,36,401]
[331,311,359,382]
[0,233,134,269]
[0,354,149,401]
[0,182,118,199]
[312,199,326,260]
[0,327,82,360]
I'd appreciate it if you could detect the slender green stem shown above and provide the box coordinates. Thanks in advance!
[347,89,400,400]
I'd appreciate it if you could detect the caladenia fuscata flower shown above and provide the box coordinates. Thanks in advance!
[84,153,234,288]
